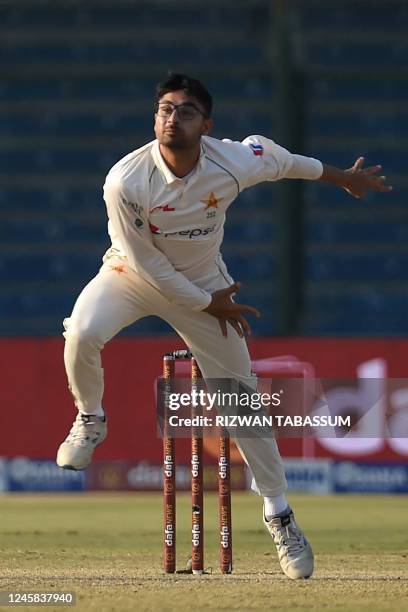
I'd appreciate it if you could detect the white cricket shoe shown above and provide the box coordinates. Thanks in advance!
[56,412,107,470]
[264,509,314,579]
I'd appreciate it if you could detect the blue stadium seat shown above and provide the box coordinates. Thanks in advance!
[0,252,102,283]
[307,112,407,139]
[0,215,106,244]
[299,4,408,29]
[0,41,263,63]
[306,219,408,245]
[223,250,276,279]
[0,187,104,213]
[306,41,407,68]
[1,5,270,29]
[225,217,276,242]
[310,77,408,102]
[306,251,408,282]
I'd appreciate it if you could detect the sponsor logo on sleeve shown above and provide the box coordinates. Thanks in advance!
[122,200,144,230]
[126,200,143,215]
[249,143,264,156]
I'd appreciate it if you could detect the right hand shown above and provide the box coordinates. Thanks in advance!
[203,281,261,338]
[343,157,393,198]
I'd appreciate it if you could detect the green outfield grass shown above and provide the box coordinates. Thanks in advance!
[0,492,407,611]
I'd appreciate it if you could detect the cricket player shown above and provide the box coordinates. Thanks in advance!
[57,73,392,579]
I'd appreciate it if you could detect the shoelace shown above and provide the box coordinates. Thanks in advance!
[272,523,305,556]
[67,414,101,447]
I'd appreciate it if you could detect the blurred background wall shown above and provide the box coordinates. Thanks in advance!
[1,0,406,338]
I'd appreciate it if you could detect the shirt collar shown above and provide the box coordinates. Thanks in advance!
[151,140,206,185]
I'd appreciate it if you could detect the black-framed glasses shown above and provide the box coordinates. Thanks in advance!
[155,102,208,121]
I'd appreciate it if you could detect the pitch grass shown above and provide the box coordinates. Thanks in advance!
[0,493,407,611]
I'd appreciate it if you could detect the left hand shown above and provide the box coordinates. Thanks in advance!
[203,281,261,338]
[343,157,393,198]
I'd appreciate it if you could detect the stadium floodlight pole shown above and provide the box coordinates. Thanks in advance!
[190,356,204,574]
[163,354,176,573]
[273,0,305,335]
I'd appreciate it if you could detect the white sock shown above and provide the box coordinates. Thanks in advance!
[264,494,289,519]
[80,406,105,418]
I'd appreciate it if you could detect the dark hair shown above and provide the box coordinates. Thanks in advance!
[155,72,213,117]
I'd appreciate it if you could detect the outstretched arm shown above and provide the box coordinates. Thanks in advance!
[229,136,394,198]
[320,157,393,198]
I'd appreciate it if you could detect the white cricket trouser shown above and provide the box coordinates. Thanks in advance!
[63,256,287,496]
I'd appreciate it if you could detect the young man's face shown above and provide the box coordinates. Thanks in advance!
[154,90,213,150]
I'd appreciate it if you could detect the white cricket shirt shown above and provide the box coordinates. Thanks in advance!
[103,134,323,310]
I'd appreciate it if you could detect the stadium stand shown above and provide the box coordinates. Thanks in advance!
[0,0,405,336]
[299,0,407,334]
